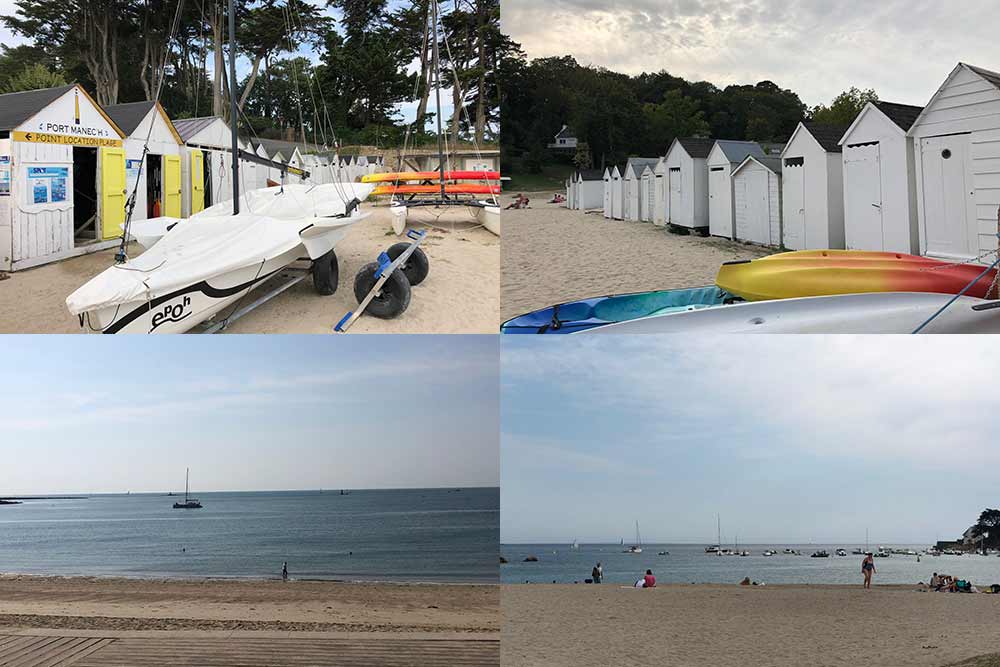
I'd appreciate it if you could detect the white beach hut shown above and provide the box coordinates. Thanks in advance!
[639,165,655,221]
[623,157,659,221]
[104,101,184,224]
[662,137,715,230]
[780,122,847,250]
[707,140,766,239]
[732,155,782,246]
[565,175,574,209]
[576,169,604,210]
[172,116,245,217]
[908,62,1000,262]
[602,168,612,218]
[0,84,127,271]
[839,101,923,253]
[610,165,623,219]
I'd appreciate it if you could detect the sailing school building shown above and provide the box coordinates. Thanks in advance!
[0,84,319,272]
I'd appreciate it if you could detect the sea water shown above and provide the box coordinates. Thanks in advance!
[0,488,498,583]
[501,543,1000,586]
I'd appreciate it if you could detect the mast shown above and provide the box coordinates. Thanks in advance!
[228,0,240,214]
[430,0,446,200]
[185,468,190,502]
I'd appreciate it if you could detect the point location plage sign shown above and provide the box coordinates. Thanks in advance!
[12,88,123,147]
[12,130,122,148]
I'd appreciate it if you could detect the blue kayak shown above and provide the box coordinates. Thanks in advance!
[500,286,736,334]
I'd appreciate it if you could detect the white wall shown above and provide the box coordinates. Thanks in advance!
[11,141,74,266]
[624,168,640,221]
[653,161,667,226]
[611,169,623,219]
[734,161,781,246]
[602,172,612,218]
[782,126,844,249]
[578,180,603,210]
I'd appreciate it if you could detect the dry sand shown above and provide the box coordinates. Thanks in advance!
[0,203,499,334]
[501,193,774,322]
[502,584,1000,667]
[0,575,498,634]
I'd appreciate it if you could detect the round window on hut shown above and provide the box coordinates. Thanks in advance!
[942,149,952,159]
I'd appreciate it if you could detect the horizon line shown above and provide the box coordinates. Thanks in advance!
[3,485,501,497]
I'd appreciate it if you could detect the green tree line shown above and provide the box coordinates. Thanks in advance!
[501,46,879,172]
[0,0,506,147]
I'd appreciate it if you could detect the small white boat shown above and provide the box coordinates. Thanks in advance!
[836,549,848,557]
[762,550,776,557]
[583,292,1000,334]
[66,183,372,333]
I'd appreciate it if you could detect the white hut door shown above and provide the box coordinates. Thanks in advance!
[844,143,883,251]
[920,134,976,259]
[668,167,682,225]
[782,159,805,249]
[709,167,728,235]
[746,169,769,244]
[646,177,655,222]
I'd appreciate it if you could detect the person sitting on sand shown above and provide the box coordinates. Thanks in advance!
[740,577,752,586]
[549,193,565,204]
[862,553,876,589]
[929,572,942,590]
[643,569,656,588]
[592,562,603,584]
[504,194,530,210]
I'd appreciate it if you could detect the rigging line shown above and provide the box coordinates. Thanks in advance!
[117,0,188,264]
[911,251,1000,334]
[288,0,328,150]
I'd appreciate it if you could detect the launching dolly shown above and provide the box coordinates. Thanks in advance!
[335,229,430,332]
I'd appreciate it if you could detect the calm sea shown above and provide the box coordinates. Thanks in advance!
[0,488,498,583]
[501,543,1000,586]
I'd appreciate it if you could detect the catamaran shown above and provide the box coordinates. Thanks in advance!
[623,521,642,554]
[172,468,202,509]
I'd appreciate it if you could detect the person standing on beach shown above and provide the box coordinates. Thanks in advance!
[282,561,288,581]
[592,562,603,584]
[861,553,875,589]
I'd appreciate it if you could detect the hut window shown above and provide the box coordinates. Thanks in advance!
[710,167,725,171]
[785,157,804,167]
[669,167,680,172]
[942,149,952,159]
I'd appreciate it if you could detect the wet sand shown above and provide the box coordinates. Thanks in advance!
[0,575,498,634]
[0,203,499,334]
[501,193,773,321]
[502,583,1000,667]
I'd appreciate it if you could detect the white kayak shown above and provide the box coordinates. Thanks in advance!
[66,183,373,334]
[583,292,1000,334]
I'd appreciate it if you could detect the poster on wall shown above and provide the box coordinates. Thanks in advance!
[0,156,10,196]
[27,166,69,204]
[126,159,142,196]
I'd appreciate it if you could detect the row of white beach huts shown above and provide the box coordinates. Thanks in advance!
[0,83,384,271]
[566,62,1000,264]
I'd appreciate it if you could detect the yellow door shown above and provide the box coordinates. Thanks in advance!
[190,151,205,215]
[163,154,182,217]
[99,147,126,240]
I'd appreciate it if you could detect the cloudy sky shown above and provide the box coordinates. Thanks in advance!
[502,336,998,545]
[1,336,498,494]
[502,0,1000,107]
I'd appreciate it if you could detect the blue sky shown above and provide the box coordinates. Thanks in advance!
[0,336,497,494]
[502,336,999,545]
[0,0,455,126]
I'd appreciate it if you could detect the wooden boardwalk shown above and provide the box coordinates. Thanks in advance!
[0,632,499,666]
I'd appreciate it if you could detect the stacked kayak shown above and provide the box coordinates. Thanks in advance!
[501,249,1000,334]
[362,170,500,183]
[373,183,501,196]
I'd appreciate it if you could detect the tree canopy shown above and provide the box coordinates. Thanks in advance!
[0,0,503,147]
[501,50,880,172]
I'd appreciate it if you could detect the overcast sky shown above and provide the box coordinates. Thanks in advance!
[502,336,998,545]
[501,0,1000,108]
[1,336,498,495]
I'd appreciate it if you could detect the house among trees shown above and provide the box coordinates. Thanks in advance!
[548,125,578,150]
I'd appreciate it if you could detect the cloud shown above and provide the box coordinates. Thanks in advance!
[502,0,999,107]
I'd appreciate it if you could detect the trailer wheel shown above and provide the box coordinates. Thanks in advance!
[386,243,430,286]
[353,262,411,318]
[312,249,340,295]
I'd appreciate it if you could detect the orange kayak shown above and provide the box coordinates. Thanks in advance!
[363,171,500,183]
[372,184,501,196]
[716,250,999,301]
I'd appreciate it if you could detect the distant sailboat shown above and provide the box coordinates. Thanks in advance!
[571,539,580,550]
[624,521,642,554]
[172,468,202,509]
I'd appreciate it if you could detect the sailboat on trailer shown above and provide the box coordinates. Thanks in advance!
[173,468,202,509]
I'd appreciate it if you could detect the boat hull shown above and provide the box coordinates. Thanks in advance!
[583,292,1000,334]
[716,250,999,302]
[372,184,501,196]
[476,204,501,236]
[391,204,408,236]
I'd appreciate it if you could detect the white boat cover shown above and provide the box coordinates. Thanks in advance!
[66,183,373,316]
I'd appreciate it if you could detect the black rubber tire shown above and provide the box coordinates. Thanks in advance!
[353,262,412,318]
[386,243,430,286]
[311,249,340,296]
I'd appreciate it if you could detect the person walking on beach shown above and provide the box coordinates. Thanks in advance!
[861,553,875,589]
[282,561,288,581]
[592,562,603,584]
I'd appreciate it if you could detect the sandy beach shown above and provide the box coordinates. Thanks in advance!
[501,193,773,322]
[0,203,499,334]
[502,584,1000,667]
[0,574,498,634]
